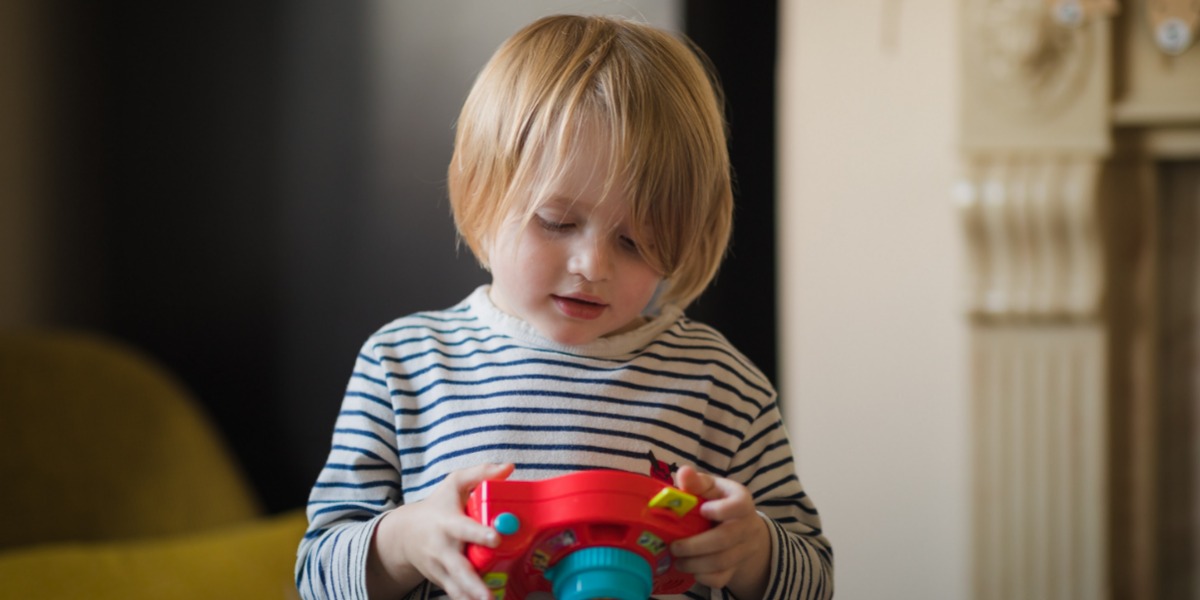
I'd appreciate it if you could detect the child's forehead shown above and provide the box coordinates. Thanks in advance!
[507,116,648,225]
[526,189,632,221]
[527,140,628,204]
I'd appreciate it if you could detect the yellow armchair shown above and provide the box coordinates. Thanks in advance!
[0,331,307,599]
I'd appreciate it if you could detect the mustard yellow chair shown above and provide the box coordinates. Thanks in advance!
[0,331,308,599]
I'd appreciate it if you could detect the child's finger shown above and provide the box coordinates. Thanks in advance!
[451,463,515,498]
[696,478,756,521]
[453,515,501,548]
[669,525,724,558]
[440,553,495,600]
[673,465,719,499]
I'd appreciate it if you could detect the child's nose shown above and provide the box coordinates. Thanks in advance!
[569,236,613,282]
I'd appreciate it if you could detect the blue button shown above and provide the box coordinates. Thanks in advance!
[493,512,520,536]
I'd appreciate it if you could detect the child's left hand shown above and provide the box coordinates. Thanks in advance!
[670,465,771,599]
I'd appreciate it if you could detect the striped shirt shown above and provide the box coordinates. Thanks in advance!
[296,286,832,599]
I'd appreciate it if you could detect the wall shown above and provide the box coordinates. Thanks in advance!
[0,0,45,327]
[778,3,969,599]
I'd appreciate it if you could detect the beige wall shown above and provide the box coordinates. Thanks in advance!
[778,3,968,598]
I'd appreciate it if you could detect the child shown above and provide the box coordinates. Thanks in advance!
[297,14,832,600]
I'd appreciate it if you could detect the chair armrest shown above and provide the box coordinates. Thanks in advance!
[0,509,307,600]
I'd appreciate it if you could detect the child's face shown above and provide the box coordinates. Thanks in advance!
[486,140,663,346]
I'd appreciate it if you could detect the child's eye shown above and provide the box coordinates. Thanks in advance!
[535,214,574,232]
[619,235,639,252]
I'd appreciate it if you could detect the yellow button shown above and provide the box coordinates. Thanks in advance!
[648,487,699,517]
[482,572,508,590]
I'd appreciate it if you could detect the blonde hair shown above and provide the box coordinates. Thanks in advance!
[448,14,732,309]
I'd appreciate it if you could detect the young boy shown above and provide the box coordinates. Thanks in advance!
[297,14,832,600]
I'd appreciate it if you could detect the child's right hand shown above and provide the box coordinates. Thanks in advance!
[368,462,515,600]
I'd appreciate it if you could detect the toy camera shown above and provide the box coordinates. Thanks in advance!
[465,470,710,600]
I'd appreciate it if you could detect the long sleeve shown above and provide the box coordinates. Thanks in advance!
[725,399,833,600]
[296,340,403,600]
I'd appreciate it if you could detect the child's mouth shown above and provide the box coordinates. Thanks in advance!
[552,295,607,320]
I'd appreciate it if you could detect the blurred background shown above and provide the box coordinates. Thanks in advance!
[16,1,1196,599]
[5,0,822,576]
[0,0,782,515]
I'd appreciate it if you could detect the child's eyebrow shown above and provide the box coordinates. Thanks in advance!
[536,195,586,214]
[540,195,573,208]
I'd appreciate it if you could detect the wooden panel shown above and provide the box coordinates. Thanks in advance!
[1113,5,1200,125]
[972,325,1107,599]
[1157,162,1200,599]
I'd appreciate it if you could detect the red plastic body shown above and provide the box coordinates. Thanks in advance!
[465,470,710,599]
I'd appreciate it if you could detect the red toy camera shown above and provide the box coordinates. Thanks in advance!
[465,470,710,600]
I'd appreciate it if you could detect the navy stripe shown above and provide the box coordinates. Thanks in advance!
[759,492,809,507]
[401,460,637,494]
[377,323,489,337]
[670,323,769,386]
[382,355,764,414]
[332,428,399,458]
[313,480,401,491]
[400,443,692,477]
[308,497,390,506]
[752,473,800,502]
[382,343,524,366]
[737,420,785,456]
[394,389,743,438]
[349,371,387,388]
[372,333,509,351]
[743,455,795,488]
[637,347,771,404]
[337,409,392,431]
[342,390,390,410]
[392,372,747,420]
[311,502,385,519]
[329,444,393,466]
[400,421,730,465]
[728,437,790,477]
[397,406,737,453]
[320,462,394,472]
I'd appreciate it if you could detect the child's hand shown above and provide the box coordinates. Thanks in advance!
[670,465,771,599]
[369,462,514,600]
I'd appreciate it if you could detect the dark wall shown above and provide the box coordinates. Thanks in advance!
[40,2,776,513]
[45,2,300,510]
[684,2,779,386]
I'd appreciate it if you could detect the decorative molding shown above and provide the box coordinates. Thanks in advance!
[968,0,1095,117]
[962,0,1111,154]
[971,325,1107,600]
[960,1,1197,598]
[956,153,1104,319]
[960,2,1116,599]
[1147,0,1200,55]
[1113,0,1200,125]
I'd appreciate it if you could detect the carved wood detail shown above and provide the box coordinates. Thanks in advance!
[956,154,1104,319]
[960,1,1115,598]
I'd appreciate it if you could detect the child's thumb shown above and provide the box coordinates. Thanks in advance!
[673,465,713,497]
